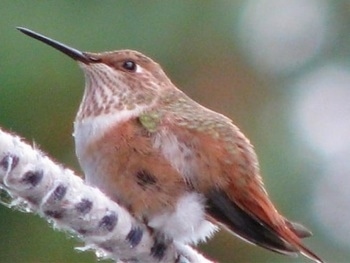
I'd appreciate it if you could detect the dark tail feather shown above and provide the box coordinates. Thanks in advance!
[206,189,324,263]
[285,220,325,262]
[297,243,324,263]
[286,220,313,238]
[206,189,298,255]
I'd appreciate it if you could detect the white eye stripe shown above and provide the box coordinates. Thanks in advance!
[135,64,144,74]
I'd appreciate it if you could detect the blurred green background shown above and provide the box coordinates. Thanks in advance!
[1,1,349,262]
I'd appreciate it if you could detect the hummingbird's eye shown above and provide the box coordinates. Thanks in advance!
[122,60,137,72]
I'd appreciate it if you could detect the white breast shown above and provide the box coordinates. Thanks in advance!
[73,107,146,184]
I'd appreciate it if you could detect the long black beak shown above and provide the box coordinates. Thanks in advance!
[17,27,99,64]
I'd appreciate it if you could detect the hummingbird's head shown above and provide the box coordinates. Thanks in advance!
[75,50,175,120]
[17,27,174,120]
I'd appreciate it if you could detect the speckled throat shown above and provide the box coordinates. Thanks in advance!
[76,62,156,121]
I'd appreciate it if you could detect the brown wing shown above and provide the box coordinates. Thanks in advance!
[165,111,323,263]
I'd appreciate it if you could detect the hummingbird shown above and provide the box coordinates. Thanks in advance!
[18,27,323,263]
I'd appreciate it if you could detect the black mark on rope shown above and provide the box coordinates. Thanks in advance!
[98,211,118,232]
[76,228,88,235]
[126,226,143,247]
[0,154,19,171]
[44,210,64,219]
[150,237,168,260]
[52,184,67,201]
[75,198,93,214]
[22,170,43,187]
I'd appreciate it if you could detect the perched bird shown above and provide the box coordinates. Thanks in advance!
[18,27,323,263]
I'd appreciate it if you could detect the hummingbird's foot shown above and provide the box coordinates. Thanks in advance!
[150,232,170,260]
[126,225,143,248]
